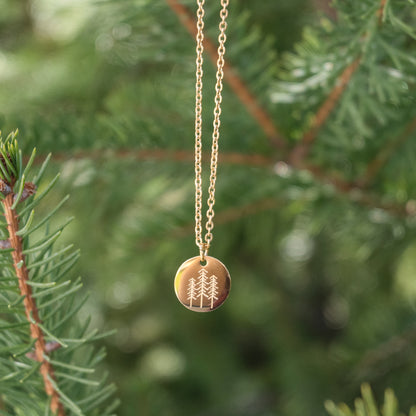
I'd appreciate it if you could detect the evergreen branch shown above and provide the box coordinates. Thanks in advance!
[351,323,416,382]
[325,383,416,416]
[35,149,274,167]
[78,384,118,409]
[168,0,409,222]
[2,194,66,416]
[210,197,282,228]
[165,0,287,149]
[0,134,116,414]
[289,0,390,166]
[299,162,412,216]
[377,0,388,25]
[37,147,415,218]
[289,57,362,166]
[312,0,337,20]
[139,186,410,247]
[357,116,416,188]
[141,197,283,247]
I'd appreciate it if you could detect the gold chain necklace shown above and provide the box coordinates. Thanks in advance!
[174,0,231,312]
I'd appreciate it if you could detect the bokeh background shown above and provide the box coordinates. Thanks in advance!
[1,0,416,415]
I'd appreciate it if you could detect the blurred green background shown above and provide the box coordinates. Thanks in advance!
[1,0,416,415]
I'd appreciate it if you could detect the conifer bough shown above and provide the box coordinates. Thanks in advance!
[325,383,416,416]
[0,132,65,414]
[0,131,117,416]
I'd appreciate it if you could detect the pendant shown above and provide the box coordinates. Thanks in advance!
[174,256,231,312]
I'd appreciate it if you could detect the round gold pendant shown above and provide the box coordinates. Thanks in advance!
[174,256,231,312]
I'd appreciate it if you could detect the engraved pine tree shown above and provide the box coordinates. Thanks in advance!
[208,274,219,309]
[195,268,210,307]
[186,277,198,307]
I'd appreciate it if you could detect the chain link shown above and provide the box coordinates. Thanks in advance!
[194,0,229,260]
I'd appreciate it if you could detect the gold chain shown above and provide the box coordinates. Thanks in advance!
[194,0,229,261]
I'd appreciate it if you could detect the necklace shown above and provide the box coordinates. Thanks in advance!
[174,0,231,312]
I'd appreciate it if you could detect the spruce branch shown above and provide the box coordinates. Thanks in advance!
[0,132,117,415]
[289,57,361,166]
[325,383,416,416]
[35,147,415,219]
[377,0,388,25]
[357,116,416,188]
[289,0,390,166]
[44,148,274,168]
[166,0,287,149]
[350,323,416,382]
[0,137,65,416]
[294,162,415,217]
[165,0,415,221]
[140,197,282,248]
[210,197,282,228]
[312,0,337,20]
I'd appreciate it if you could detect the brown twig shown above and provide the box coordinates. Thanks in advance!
[140,183,410,249]
[296,162,410,217]
[357,116,416,188]
[289,0,389,166]
[173,197,281,239]
[43,148,414,218]
[377,0,388,25]
[165,0,287,150]
[139,197,282,249]
[312,0,337,20]
[2,194,65,416]
[289,57,362,166]
[351,323,416,381]
[40,148,274,168]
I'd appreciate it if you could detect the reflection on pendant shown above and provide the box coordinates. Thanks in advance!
[174,256,231,312]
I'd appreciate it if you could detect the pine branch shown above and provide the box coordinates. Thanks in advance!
[312,0,337,20]
[38,147,415,219]
[377,0,388,25]
[164,0,413,221]
[351,323,416,382]
[35,145,416,220]
[0,135,65,415]
[140,197,282,248]
[289,57,361,166]
[2,194,65,416]
[325,383,416,416]
[16,0,413,227]
[357,116,416,188]
[277,161,412,218]
[0,132,117,415]
[166,0,287,149]
[289,0,390,166]
[300,162,416,217]
[139,188,409,246]
[44,148,274,168]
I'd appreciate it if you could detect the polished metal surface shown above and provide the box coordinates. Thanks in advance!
[174,256,231,312]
